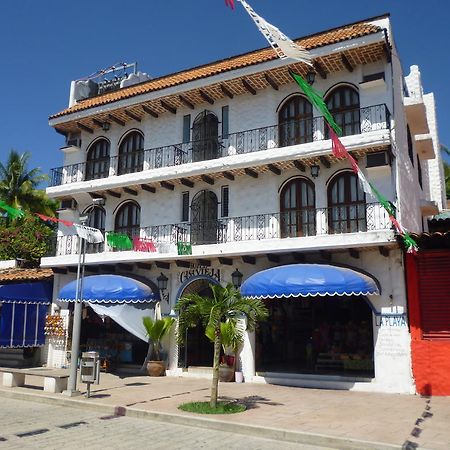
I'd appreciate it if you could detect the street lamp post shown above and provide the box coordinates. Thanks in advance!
[63,216,88,396]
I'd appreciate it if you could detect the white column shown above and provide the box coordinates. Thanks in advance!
[241,329,256,381]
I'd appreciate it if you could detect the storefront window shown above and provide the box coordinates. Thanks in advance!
[255,296,374,377]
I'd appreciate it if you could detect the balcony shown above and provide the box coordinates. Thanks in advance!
[47,202,391,258]
[49,104,390,187]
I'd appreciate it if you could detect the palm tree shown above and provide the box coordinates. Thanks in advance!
[0,150,55,216]
[176,283,268,408]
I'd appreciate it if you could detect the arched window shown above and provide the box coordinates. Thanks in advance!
[326,86,360,137]
[118,131,144,175]
[86,139,110,181]
[328,172,366,234]
[280,178,315,237]
[278,95,313,147]
[114,202,141,239]
[192,111,219,162]
[190,190,218,244]
[84,206,106,253]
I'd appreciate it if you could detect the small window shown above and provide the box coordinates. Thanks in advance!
[221,186,229,217]
[183,115,191,143]
[407,125,414,166]
[182,192,189,222]
[222,106,229,138]
[417,155,423,189]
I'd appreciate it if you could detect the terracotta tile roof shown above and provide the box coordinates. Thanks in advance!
[50,21,382,120]
[0,268,54,283]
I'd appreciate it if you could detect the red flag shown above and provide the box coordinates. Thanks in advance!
[327,124,348,159]
[133,236,157,252]
[225,0,235,9]
[35,213,73,227]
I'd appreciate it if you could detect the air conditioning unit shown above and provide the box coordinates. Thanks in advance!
[366,151,391,168]
[59,199,77,210]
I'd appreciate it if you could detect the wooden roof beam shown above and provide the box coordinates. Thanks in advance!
[319,156,331,168]
[108,114,125,126]
[136,262,152,270]
[124,110,142,122]
[201,175,215,185]
[242,78,257,95]
[244,168,258,178]
[267,254,280,263]
[222,171,235,181]
[160,181,175,190]
[179,95,195,110]
[160,100,177,114]
[175,260,190,268]
[107,190,121,198]
[123,187,138,196]
[264,73,279,91]
[293,160,306,172]
[379,246,390,257]
[220,84,234,99]
[142,105,158,118]
[267,164,281,175]
[341,54,354,73]
[141,184,156,193]
[77,122,94,134]
[313,61,327,80]
[218,257,233,266]
[199,89,214,105]
[242,255,256,265]
[349,249,360,259]
[155,261,170,269]
[180,178,194,188]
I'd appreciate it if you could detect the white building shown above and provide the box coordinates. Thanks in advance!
[41,14,445,394]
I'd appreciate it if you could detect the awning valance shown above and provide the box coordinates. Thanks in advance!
[58,274,158,304]
[241,264,380,299]
[0,281,53,305]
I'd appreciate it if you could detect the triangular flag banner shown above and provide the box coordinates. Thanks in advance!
[106,232,133,250]
[35,213,74,227]
[237,0,312,65]
[0,201,25,219]
[74,224,104,244]
[289,70,342,135]
[328,124,348,158]
[224,0,235,9]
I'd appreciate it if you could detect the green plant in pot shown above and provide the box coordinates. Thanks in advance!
[142,316,175,376]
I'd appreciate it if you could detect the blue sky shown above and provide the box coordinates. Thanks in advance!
[0,0,448,180]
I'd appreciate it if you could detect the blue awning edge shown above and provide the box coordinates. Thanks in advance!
[0,281,53,305]
[240,264,380,299]
[58,274,159,304]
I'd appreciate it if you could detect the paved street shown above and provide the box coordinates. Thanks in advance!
[0,397,327,450]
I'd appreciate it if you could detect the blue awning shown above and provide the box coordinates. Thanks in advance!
[241,264,380,299]
[0,281,53,305]
[0,281,52,348]
[58,274,159,304]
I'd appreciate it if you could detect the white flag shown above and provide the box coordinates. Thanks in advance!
[357,170,376,200]
[74,224,104,244]
[238,0,312,65]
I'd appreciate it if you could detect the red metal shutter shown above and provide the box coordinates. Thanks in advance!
[417,251,450,340]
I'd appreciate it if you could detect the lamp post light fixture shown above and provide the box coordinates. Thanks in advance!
[306,71,316,85]
[231,268,243,289]
[157,272,169,303]
[310,164,320,179]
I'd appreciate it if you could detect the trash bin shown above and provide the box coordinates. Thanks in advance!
[80,351,100,397]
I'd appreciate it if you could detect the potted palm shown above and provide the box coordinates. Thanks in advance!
[142,316,175,376]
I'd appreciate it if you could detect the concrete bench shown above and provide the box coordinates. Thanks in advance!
[0,367,69,393]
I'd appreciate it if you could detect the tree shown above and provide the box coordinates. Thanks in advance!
[0,150,56,216]
[142,316,175,362]
[175,283,268,408]
[441,145,450,200]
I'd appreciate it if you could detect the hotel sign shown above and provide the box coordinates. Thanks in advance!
[179,265,221,283]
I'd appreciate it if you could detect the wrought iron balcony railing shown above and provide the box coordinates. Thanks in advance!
[49,104,390,186]
[46,202,391,257]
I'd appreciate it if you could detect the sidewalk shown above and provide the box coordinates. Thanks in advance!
[0,371,449,450]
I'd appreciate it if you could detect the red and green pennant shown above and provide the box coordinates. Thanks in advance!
[106,232,133,250]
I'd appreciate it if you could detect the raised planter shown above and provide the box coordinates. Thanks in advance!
[147,360,166,376]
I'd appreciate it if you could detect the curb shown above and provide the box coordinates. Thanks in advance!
[0,388,402,450]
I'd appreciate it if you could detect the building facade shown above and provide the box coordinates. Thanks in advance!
[41,15,445,394]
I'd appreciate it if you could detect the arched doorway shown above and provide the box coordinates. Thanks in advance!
[191,190,218,245]
[114,201,141,240]
[177,277,220,367]
[280,177,316,238]
[83,205,105,253]
[278,95,313,147]
[118,130,144,175]
[192,111,220,162]
[327,171,366,234]
[86,138,110,180]
[325,86,360,137]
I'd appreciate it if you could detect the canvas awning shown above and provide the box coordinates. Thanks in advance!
[240,264,380,299]
[0,281,53,348]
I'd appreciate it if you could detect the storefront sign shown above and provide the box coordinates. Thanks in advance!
[375,314,407,327]
[179,265,221,283]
